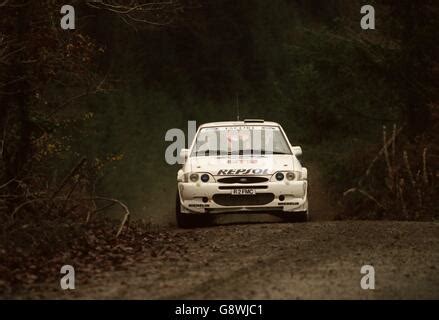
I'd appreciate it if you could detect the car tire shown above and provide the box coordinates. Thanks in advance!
[285,210,309,223]
[297,210,309,222]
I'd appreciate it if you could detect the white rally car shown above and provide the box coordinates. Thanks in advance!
[176,119,308,227]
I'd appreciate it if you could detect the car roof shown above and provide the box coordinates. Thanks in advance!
[199,120,281,129]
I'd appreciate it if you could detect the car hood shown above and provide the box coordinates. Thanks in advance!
[186,155,297,176]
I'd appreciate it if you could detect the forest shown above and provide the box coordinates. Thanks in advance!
[0,0,437,291]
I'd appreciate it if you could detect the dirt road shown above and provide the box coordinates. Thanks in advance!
[10,164,439,299]
[20,220,439,299]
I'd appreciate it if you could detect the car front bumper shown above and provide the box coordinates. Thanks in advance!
[178,179,308,214]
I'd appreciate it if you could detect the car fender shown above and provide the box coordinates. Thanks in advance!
[302,167,308,180]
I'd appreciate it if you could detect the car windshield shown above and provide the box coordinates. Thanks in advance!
[191,125,292,156]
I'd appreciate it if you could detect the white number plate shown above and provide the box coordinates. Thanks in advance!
[232,189,256,195]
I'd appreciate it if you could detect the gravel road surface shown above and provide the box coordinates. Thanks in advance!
[20,220,439,299]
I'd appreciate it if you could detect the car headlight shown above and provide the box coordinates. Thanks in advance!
[275,172,284,181]
[182,173,215,183]
[286,171,295,181]
[190,173,199,182]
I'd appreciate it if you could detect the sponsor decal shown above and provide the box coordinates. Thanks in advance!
[188,204,210,208]
[278,202,299,206]
[217,169,269,175]
[227,159,259,164]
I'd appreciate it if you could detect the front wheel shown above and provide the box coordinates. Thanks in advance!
[297,210,309,222]
[285,210,309,223]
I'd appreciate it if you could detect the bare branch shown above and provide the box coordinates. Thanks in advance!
[343,187,386,210]
[11,195,130,238]
[362,125,404,182]
[0,178,15,190]
[0,0,11,8]
[422,148,429,185]
[50,158,87,201]
[87,196,130,238]
[86,0,191,26]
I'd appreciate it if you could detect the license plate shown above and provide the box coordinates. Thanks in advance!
[231,189,256,195]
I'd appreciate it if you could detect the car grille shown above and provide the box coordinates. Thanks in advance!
[212,193,274,206]
[217,176,269,184]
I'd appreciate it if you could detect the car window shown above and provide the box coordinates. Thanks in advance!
[191,126,292,156]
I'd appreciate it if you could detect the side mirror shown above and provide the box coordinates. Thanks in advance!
[291,146,302,157]
[179,148,189,163]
